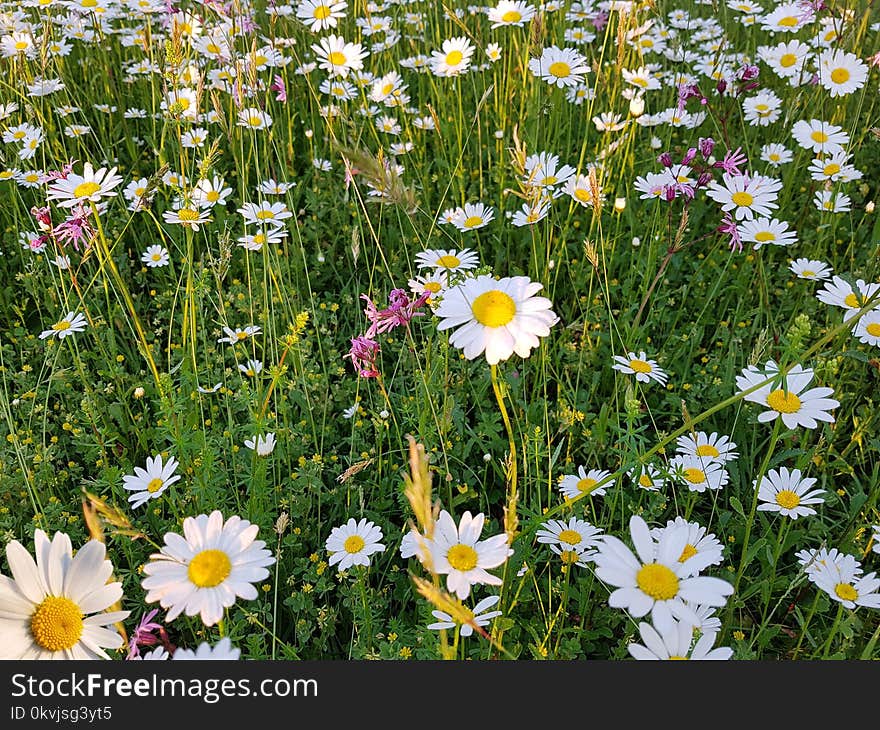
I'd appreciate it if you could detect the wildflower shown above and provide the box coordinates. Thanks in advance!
[0,529,129,658]
[812,560,880,610]
[430,37,474,77]
[312,34,367,78]
[238,359,263,377]
[173,638,240,660]
[123,454,182,508]
[142,510,275,626]
[760,143,793,167]
[593,515,735,634]
[789,258,832,281]
[815,276,880,321]
[217,325,262,345]
[853,311,880,347]
[408,272,448,303]
[237,108,273,130]
[162,205,211,231]
[345,335,381,378]
[529,45,590,88]
[630,464,665,491]
[817,49,868,98]
[650,517,725,574]
[126,609,170,660]
[612,351,669,385]
[325,518,385,571]
[756,467,825,519]
[705,172,781,221]
[814,190,851,214]
[559,466,616,500]
[244,433,277,456]
[296,0,348,33]
[141,245,170,268]
[414,248,479,273]
[628,617,733,660]
[735,360,839,430]
[536,517,603,562]
[739,217,798,249]
[238,201,292,228]
[429,510,512,600]
[791,119,848,155]
[434,274,558,365]
[39,312,88,340]
[675,432,739,464]
[670,456,730,493]
[487,1,535,28]
[362,289,430,338]
[46,162,122,209]
[428,595,503,637]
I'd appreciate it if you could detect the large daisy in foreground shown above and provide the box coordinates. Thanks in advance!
[0,529,129,659]
[434,274,558,364]
[141,511,275,626]
[46,161,122,208]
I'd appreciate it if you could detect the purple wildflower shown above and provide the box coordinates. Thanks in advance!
[346,335,381,379]
[719,213,742,253]
[714,147,748,176]
[270,75,287,103]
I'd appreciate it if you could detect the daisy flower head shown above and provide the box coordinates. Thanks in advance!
[408,271,448,304]
[675,431,739,464]
[628,617,733,660]
[814,189,851,214]
[739,217,797,249]
[704,172,781,221]
[760,143,793,167]
[141,244,169,268]
[312,34,368,78]
[141,510,275,626]
[650,517,724,574]
[789,258,832,282]
[238,201,292,228]
[612,351,668,385]
[434,274,558,365]
[0,529,129,659]
[735,360,839,430]
[46,162,122,209]
[670,455,730,493]
[217,325,262,345]
[244,432,276,456]
[39,311,88,340]
[427,595,503,637]
[529,45,590,88]
[162,205,211,231]
[325,518,386,572]
[430,37,474,77]
[122,454,182,508]
[756,466,825,519]
[796,547,861,582]
[564,172,603,208]
[558,466,616,501]
[487,1,535,28]
[791,119,848,155]
[630,463,665,491]
[173,637,240,660]
[429,510,512,600]
[399,527,433,566]
[414,248,479,273]
[593,515,735,634]
[817,49,868,98]
[815,276,880,322]
[812,559,880,610]
[451,202,494,232]
[853,310,880,348]
[297,0,348,33]
[237,108,273,131]
[536,517,603,563]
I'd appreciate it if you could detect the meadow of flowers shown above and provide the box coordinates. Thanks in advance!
[0,0,878,662]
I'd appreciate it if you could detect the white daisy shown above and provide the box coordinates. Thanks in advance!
[434,274,558,365]
[173,637,240,660]
[141,510,275,626]
[670,455,730,493]
[429,510,512,600]
[244,432,276,456]
[789,258,832,281]
[122,454,182,508]
[529,45,590,88]
[628,617,732,660]
[325,518,386,571]
[427,595,503,637]
[39,312,88,340]
[46,162,122,209]
[611,351,669,385]
[756,467,825,519]
[558,466,616,500]
[536,517,603,561]
[0,529,129,659]
[650,517,725,574]
[675,431,739,464]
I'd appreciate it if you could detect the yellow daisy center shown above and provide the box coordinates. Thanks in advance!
[177,208,200,222]
[435,254,461,268]
[73,181,101,198]
[844,292,863,308]
[343,535,365,554]
[669,655,689,660]
[248,115,263,127]
[15,41,28,50]
[52,320,71,332]
[823,163,841,176]
[501,10,522,22]
[678,544,698,563]
[865,323,880,337]
[313,4,331,19]
[574,188,592,203]
[176,96,191,111]
[445,50,463,66]
[766,389,801,413]
[560,550,581,564]
[834,583,858,602]
[463,215,484,228]
[30,596,84,652]
[638,474,654,488]
[328,51,347,66]
[811,130,828,143]
[770,153,780,161]
[683,467,706,484]
[731,191,753,207]
[540,175,558,186]
[557,529,582,546]
[188,549,232,588]
[695,444,720,458]
[779,53,796,67]
[424,281,442,293]
[636,563,679,600]
[778,15,797,27]
[146,477,164,493]
[633,77,649,87]
[236,331,249,340]
[755,231,776,243]
[256,210,276,220]
[801,269,815,277]
[775,489,800,509]
[447,543,478,571]
[206,43,221,55]
[253,234,266,245]
[629,359,652,373]
[253,54,268,67]
[548,61,571,78]
[830,68,850,85]
[472,290,516,327]
[206,190,219,202]
[576,477,597,493]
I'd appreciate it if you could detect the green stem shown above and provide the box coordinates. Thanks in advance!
[821,604,845,658]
